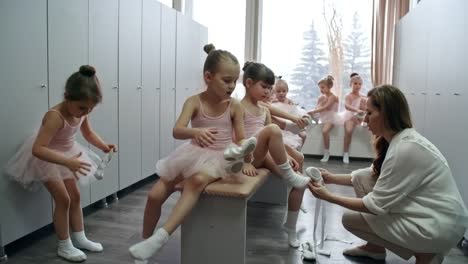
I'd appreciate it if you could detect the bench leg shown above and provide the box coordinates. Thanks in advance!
[181,196,247,264]
[250,175,288,205]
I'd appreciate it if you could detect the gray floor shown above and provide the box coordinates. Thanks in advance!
[3,157,468,264]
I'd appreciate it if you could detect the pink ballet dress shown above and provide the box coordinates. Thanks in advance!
[343,95,364,124]
[156,97,234,180]
[244,106,267,138]
[317,97,341,125]
[271,102,303,150]
[4,109,99,191]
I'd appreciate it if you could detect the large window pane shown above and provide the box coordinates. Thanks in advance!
[193,0,246,97]
[261,0,372,110]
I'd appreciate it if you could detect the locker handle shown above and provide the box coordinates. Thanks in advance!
[156,87,161,90]
[137,86,142,90]
[40,84,47,88]
[435,93,441,95]
[421,92,427,95]
[453,92,460,96]
[112,86,118,90]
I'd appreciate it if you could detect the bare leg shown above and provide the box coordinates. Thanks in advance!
[343,120,356,153]
[322,123,334,150]
[63,179,83,233]
[162,173,217,234]
[252,124,289,165]
[142,177,179,238]
[44,180,71,240]
[130,172,217,260]
[45,180,86,261]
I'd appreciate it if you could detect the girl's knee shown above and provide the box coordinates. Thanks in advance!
[68,190,80,206]
[186,174,211,191]
[56,193,71,209]
[265,124,282,136]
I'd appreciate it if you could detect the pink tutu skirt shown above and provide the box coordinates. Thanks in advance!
[281,130,303,150]
[156,142,230,181]
[319,111,343,125]
[3,134,99,191]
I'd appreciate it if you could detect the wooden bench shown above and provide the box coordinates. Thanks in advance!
[302,124,374,158]
[175,169,269,264]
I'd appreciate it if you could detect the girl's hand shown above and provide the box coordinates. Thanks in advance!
[194,128,217,147]
[293,116,307,129]
[65,152,91,179]
[242,163,258,176]
[289,158,300,171]
[318,168,333,184]
[103,144,117,153]
[308,181,333,201]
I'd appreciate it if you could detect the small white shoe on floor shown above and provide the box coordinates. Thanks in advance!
[343,246,386,260]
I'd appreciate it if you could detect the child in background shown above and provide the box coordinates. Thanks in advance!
[308,75,339,162]
[342,73,367,164]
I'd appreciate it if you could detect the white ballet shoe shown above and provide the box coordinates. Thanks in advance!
[223,137,257,161]
[305,167,322,182]
[225,160,244,174]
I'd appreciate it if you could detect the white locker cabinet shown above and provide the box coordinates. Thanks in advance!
[118,0,143,189]
[142,0,162,178]
[159,5,177,159]
[89,0,119,203]
[0,0,52,246]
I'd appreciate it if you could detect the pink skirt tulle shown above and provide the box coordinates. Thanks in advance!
[3,134,99,191]
[281,130,303,150]
[156,142,229,181]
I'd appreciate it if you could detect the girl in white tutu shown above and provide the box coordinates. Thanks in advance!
[342,73,367,164]
[4,65,116,262]
[129,44,256,261]
[308,75,340,162]
[240,62,314,248]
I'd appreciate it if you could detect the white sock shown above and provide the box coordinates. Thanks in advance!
[57,238,87,262]
[71,230,103,252]
[129,228,170,260]
[320,150,330,162]
[278,161,310,188]
[343,152,349,164]
[282,210,300,248]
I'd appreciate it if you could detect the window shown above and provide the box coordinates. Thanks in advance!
[193,0,246,98]
[261,0,372,110]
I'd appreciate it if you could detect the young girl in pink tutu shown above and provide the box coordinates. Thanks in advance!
[271,78,308,150]
[129,44,256,261]
[240,62,314,248]
[342,73,367,164]
[308,75,339,162]
[4,65,116,262]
